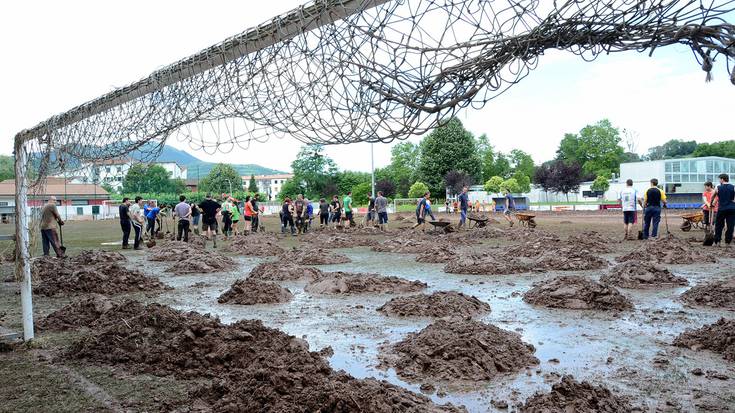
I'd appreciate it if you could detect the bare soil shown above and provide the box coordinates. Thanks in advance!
[673,318,735,361]
[519,375,637,412]
[68,300,463,412]
[163,255,237,274]
[416,245,459,263]
[70,250,126,265]
[371,238,427,254]
[616,237,717,264]
[32,256,167,297]
[301,233,379,248]
[282,247,352,265]
[223,233,284,256]
[444,253,529,275]
[523,275,633,311]
[601,260,689,289]
[680,277,735,309]
[532,247,609,271]
[305,271,427,295]
[38,294,119,331]
[566,231,615,253]
[217,278,293,305]
[377,291,491,318]
[247,261,323,282]
[379,318,538,383]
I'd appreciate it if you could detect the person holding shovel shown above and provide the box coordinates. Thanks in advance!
[40,196,65,258]
[129,196,145,250]
[641,178,667,239]
[712,173,735,246]
[702,181,717,228]
[412,192,431,232]
[618,179,640,240]
[119,197,132,249]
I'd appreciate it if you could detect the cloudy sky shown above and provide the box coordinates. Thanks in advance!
[1,1,732,173]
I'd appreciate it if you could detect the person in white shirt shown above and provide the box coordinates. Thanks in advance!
[618,179,640,240]
[128,196,145,250]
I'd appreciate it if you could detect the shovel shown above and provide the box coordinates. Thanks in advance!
[663,205,673,238]
[703,209,715,246]
[57,221,67,254]
[637,210,644,240]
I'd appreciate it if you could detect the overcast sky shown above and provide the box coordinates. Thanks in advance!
[1,1,732,173]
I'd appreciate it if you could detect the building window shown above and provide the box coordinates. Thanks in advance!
[707,160,714,173]
[672,162,680,173]
[665,162,672,172]
[105,166,111,173]
[77,207,84,216]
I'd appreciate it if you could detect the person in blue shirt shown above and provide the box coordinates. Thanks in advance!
[712,173,735,246]
[146,203,161,238]
[305,198,314,232]
[412,192,433,232]
[457,186,469,229]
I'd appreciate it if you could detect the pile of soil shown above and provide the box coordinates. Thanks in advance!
[68,301,462,412]
[186,235,206,247]
[444,253,529,275]
[519,375,635,412]
[505,228,560,242]
[601,261,689,289]
[148,241,200,261]
[377,291,491,318]
[281,247,352,265]
[444,226,505,241]
[415,246,458,263]
[532,247,608,271]
[38,294,121,331]
[673,318,735,361]
[566,231,614,253]
[301,233,378,248]
[217,279,293,305]
[504,234,566,257]
[380,318,538,383]
[247,261,323,282]
[371,238,426,254]
[32,257,167,297]
[224,234,284,257]
[305,271,427,295]
[680,277,735,309]
[523,276,633,311]
[164,255,237,274]
[616,237,717,264]
[70,250,126,265]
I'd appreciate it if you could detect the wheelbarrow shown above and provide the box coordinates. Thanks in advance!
[680,211,704,232]
[515,212,537,228]
[468,215,489,228]
[428,220,454,234]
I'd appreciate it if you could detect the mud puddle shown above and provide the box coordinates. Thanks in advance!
[142,247,735,412]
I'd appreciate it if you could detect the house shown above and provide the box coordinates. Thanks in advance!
[156,161,187,180]
[0,178,110,222]
[247,174,294,201]
[74,158,134,191]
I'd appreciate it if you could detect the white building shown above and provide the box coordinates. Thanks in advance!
[247,174,294,201]
[156,161,188,180]
[67,159,188,192]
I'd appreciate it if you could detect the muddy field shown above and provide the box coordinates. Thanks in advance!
[1,212,734,412]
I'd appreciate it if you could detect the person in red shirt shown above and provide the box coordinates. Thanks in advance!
[702,181,717,227]
[243,195,253,234]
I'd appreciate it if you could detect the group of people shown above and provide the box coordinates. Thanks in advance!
[618,173,735,245]
[279,191,390,235]
[117,193,261,249]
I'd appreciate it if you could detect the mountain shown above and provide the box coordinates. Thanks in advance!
[137,143,285,179]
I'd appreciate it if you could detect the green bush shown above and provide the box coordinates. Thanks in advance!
[407,182,430,199]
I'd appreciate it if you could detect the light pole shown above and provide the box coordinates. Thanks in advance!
[370,142,375,197]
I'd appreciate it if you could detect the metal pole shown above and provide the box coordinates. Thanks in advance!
[14,138,33,341]
[370,143,375,197]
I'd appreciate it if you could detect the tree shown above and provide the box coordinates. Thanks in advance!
[352,182,372,205]
[418,118,482,194]
[444,170,473,196]
[279,179,305,201]
[691,140,735,158]
[375,179,396,198]
[590,174,611,193]
[248,174,258,192]
[484,176,504,193]
[509,149,535,179]
[383,142,420,197]
[547,160,583,201]
[122,164,184,194]
[556,119,624,177]
[0,155,14,182]
[512,172,531,193]
[500,178,521,194]
[335,171,370,195]
[408,181,430,199]
[646,139,698,160]
[291,144,338,198]
[101,182,116,194]
[198,163,242,195]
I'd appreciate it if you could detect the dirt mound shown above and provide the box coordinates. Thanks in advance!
[673,318,735,361]
[532,247,609,271]
[566,231,614,253]
[523,276,632,311]
[380,318,538,383]
[301,233,379,249]
[504,235,565,258]
[520,375,635,412]
[38,294,121,331]
[444,253,529,275]
[505,228,560,242]
[616,237,717,264]
[248,261,323,282]
[305,271,427,295]
[281,247,352,265]
[445,226,505,241]
[601,261,688,288]
[69,250,126,265]
[164,255,237,274]
[377,291,491,318]
[32,257,167,297]
[416,246,458,263]
[69,301,463,412]
[224,234,285,256]
[218,279,293,305]
[680,277,735,309]
[186,235,206,247]
[148,241,200,261]
[371,237,426,253]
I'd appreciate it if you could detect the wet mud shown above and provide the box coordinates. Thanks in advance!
[377,291,491,318]
[217,278,293,305]
[305,271,427,295]
[519,375,636,412]
[601,260,689,289]
[282,247,352,265]
[523,275,632,311]
[673,318,735,361]
[247,261,323,282]
[680,277,735,309]
[223,233,284,256]
[616,237,717,264]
